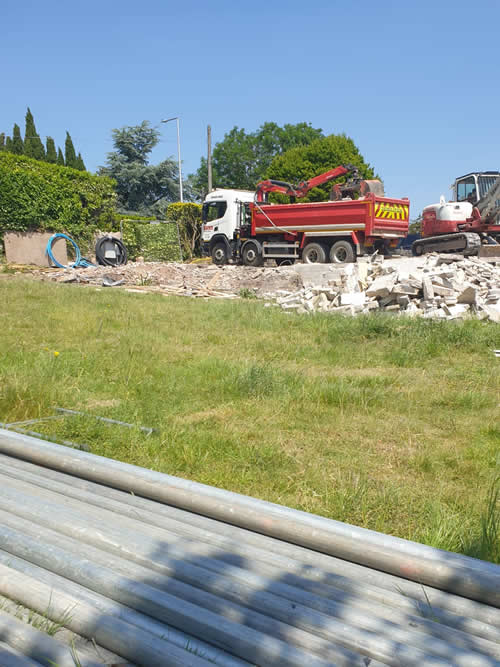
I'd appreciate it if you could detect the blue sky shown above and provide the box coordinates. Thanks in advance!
[2,0,499,216]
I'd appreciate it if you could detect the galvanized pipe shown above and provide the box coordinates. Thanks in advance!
[0,428,498,607]
[0,608,102,667]
[0,562,215,667]
[1,451,499,630]
[0,549,251,667]
[0,524,350,667]
[4,461,498,645]
[0,642,42,667]
[1,475,498,663]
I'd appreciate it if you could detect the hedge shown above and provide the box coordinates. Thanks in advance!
[120,222,181,262]
[0,153,116,242]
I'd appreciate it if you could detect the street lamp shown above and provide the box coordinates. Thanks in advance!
[161,116,183,203]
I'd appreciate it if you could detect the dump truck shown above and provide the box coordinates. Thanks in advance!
[201,165,410,265]
[413,171,500,256]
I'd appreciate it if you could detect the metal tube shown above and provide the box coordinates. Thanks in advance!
[0,484,497,667]
[0,523,343,667]
[0,608,102,667]
[0,549,251,667]
[0,429,498,607]
[53,407,155,435]
[0,642,42,667]
[0,563,212,667]
[2,451,499,630]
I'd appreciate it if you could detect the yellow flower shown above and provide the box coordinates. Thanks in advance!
[54,351,60,357]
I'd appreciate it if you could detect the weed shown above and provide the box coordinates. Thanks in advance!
[239,287,257,299]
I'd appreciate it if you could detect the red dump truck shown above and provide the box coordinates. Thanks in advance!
[201,165,410,265]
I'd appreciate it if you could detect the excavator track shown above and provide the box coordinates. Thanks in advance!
[412,232,482,256]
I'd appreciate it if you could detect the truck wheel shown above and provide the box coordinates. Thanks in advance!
[211,242,228,265]
[302,242,327,264]
[276,258,295,266]
[329,240,355,263]
[242,241,263,267]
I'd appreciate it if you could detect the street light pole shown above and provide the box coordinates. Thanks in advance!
[161,116,183,203]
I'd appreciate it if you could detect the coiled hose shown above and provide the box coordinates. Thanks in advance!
[95,236,128,266]
[46,233,95,268]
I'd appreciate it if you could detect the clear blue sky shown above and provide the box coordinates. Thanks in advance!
[2,0,499,216]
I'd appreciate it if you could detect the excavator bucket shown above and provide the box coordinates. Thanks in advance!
[329,179,384,200]
[359,180,385,198]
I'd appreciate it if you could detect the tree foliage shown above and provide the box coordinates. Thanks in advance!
[57,148,65,166]
[24,107,46,161]
[265,133,377,202]
[75,152,86,171]
[0,152,116,238]
[45,137,57,164]
[190,122,324,195]
[11,124,24,155]
[0,133,5,151]
[65,131,77,169]
[99,121,180,215]
[166,202,202,259]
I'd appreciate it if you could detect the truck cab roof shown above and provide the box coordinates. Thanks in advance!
[204,188,255,203]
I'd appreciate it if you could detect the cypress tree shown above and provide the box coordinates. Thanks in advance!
[0,133,5,151]
[65,131,77,168]
[11,124,24,155]
[45,136,57,163]
[57,148,65,166]
[75,152,86,171]
[5,136,13,152]
[24,108,45,160]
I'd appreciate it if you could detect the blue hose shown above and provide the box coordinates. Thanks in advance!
[46,233,95,268]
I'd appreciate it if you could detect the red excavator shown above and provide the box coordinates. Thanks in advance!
[413,172,500,256]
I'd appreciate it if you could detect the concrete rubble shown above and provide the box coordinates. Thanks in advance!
[23,253,500,321]
[269,254,500,322]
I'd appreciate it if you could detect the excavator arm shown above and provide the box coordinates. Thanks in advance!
[255,164,359,203]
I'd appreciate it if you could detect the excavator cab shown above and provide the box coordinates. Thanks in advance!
[454,172,500,205]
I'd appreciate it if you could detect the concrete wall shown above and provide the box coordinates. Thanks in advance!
[3,232,68,267]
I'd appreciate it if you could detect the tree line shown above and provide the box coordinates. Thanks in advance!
[0,108,86,170]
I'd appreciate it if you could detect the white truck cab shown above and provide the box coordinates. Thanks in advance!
[201,189,254,263]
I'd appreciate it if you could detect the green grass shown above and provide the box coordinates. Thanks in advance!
[0,278,499,561]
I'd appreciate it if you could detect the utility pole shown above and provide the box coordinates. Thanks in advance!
[207,125,212,192]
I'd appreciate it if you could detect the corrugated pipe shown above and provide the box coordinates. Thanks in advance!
[0,428,499,608]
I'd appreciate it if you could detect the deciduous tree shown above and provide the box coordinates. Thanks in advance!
[190,122,323,195]
[266,134,376,202]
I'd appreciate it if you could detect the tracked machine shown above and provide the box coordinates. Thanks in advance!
[413,172,500,257]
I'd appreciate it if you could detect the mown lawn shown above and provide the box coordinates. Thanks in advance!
[1,276,499,561]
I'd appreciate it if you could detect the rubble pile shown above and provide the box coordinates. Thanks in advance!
[36,261,302,298]
[271,255,500,322]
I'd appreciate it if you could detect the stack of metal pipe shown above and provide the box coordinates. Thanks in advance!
[0,428,499,666]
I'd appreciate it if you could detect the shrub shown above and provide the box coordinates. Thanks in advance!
[166,202,202,259]
[0,153,116,243]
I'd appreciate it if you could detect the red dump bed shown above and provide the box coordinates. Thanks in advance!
[251,193,409,241]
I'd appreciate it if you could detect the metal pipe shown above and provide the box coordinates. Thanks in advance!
[53,407,155,435]
[0,642,42,667]
[0,562,212,667]
[0,523,343,667]
[0,549,251,667]
[1,485,498,667]
[0,428,498,607]
[2,452,499,630]
[1,472,498,658]
[0,608,102,667]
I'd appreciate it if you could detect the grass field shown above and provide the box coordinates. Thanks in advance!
[1,276,499,562]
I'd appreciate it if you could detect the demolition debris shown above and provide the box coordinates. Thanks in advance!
[27,254,500,322]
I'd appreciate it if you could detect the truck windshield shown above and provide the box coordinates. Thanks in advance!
[202,201,227,223]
